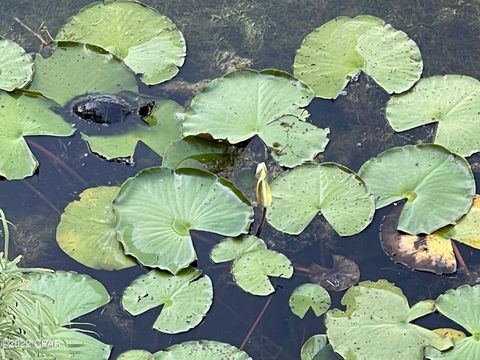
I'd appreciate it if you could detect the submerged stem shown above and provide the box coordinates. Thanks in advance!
[240,294,273,350]
[255,207,267,237]
[451,240,470,275]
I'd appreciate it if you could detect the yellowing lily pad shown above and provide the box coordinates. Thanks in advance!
[56,186,136,271]
[114,167,254,273]
[56,1,186,85]
[0,37,34,91]
[386,75,480,157]
[0,92,74,180]
[182,69,329,167]
[289,283,331,319]
[82,99,183,160]
[122,268,212,334]
[29,43,137,106]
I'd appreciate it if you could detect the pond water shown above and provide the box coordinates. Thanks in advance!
[1,0,480,359]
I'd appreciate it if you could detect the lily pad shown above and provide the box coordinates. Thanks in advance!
[211,236,293,296]
[118,350,155,360]
[114,167,253,273]
[293,16,422,99]
[426,285,480,359]
[182,69,329,167]
[155,340,253,359]
[358,144,475,234]
[267,163,375,236]
[301,334,341,360]
[56,186,136,270]
[326,280,453,360]
[122,267,212,334]
[82,99,183,160]
[29,43,137,106]
[0,37,34,91]
[56,1,186,85]
[289,283,331,319]
[386,75,480,157]
[0,92,74,180]
[308,255,360,291]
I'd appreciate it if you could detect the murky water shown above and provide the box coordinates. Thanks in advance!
[1,0,480,358]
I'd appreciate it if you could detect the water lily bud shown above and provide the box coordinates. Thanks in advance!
[255,162,271,208]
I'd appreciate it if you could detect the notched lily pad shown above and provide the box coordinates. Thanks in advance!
[289,283,331,318]
[122,267,212,334]
[0,92,74,180]
[56,1,186,85]
[182,69,329,167]
[114,167,254,273]
[0,37,34,91]
[359,144,475,234]
[267,163,375,236]
[308,255,360,291]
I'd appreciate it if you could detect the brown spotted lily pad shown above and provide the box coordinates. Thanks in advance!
[308,255,360,291]
[380,196,480,274]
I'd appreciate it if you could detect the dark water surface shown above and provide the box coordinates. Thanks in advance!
[1,1,480,359]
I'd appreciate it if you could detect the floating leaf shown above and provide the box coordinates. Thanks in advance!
[326,280,453,360]
[0,37,34,91]
[289,283,331,319]
[155,340,253,359]
[114,167,253,273]
[82,99,183,160]
[0,92,74,180]
[57,186,136,270]
[308,255,360,291]
[122,267,212,334]
[386,75,480,157]
[182,69,329,167]
[56,1,186,85]
[29,43,137,106]
[426,285,480,359]
[267,163,375,236]
[359,144,475,234]
[293,16,422,99]
[118,350,154,360]
[301,334,341,360]
[211,235,293,296]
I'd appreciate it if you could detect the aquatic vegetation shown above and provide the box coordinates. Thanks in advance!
[122,267,212,334]
[211,235,293,296]
[426,284,480,359]
[386,75,480,157]
[182,69,330,167]
[289,283,331,319]
[82,99,183,160]
[307,255,360,291]
[0,92,73,180]
[359,144,475,234]
[56,1,186,85]
[300,334,340,360]
[114,167,254,273]
[267,163,375,236]
[0,38,33,91]
[56,186,136,270]
[325,280,453,359]
[29,43,137,106]
[293,16,422,99]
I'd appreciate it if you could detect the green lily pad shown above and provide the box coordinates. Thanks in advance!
[267,163,375,236]
[82,99,183,160]
[182,69,329,167]
[0,37,34,91]
[0,92,74,180]
[154,340,253,359]
[211,235,293,296]
[162,136,234,170]
[47,328,112,360]
[56,1,186,85]
[358,144,475,234]
[29,43,137,106]
[118,350,154,360]
[56,186,136,270]
[293,16,422,99]
[122,267,212,334]
[289,283,331,319]
[301,334,341,360]
[426,285,480,359]
[386,75,480,157]
[114,167,253,273]
[326,280,453,360]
